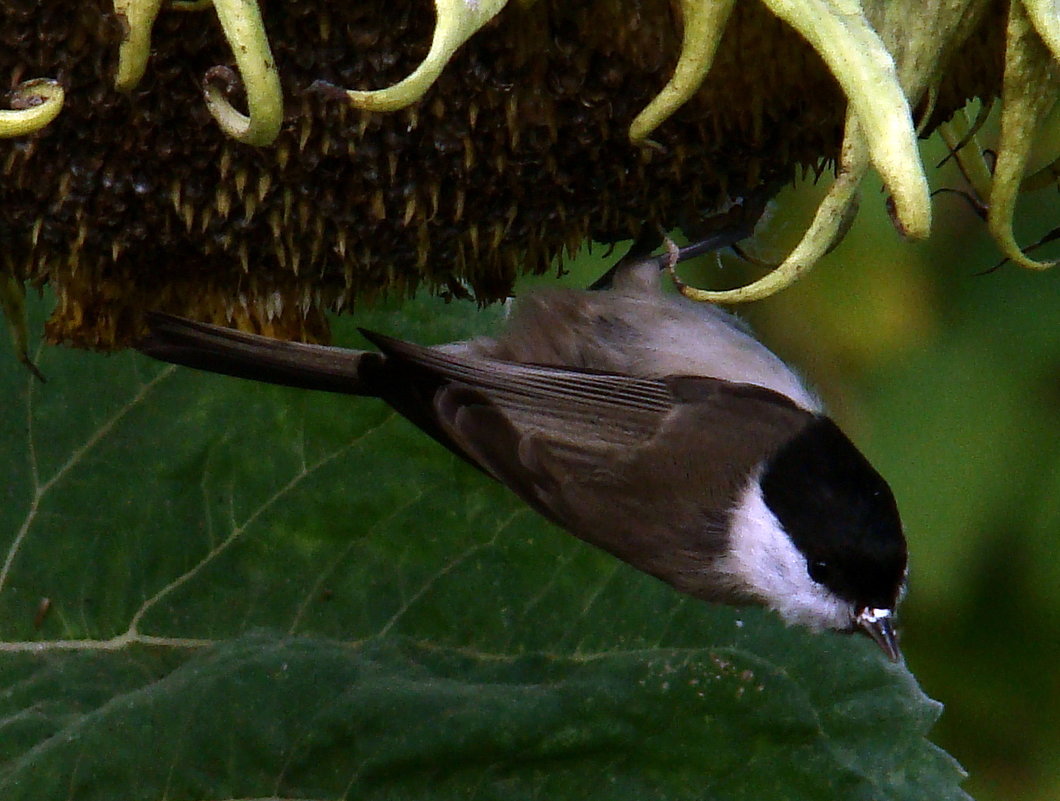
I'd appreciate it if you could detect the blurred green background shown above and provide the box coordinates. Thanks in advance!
[651,137,1060,801]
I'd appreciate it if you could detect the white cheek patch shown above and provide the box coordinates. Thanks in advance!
[719,475,854,631]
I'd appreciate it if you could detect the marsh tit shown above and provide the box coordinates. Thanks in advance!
[138,256,907,660]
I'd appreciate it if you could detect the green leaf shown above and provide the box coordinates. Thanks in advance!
[0,291,968,800]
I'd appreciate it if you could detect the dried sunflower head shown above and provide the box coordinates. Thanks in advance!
[0,0,1055,352]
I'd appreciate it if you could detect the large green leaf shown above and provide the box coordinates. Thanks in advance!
[0,291,967,800]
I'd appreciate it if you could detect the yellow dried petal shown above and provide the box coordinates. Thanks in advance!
[936,106,994,203]
[1024,0,1060,61]
[204,0,283,146]
[344,0,510,112]
[0,79,65,137]
[1021,89,1060,190]
[678,114,868,303]
[113,0,165,91]
[0,274,45,381]
[760,0,930,239]
[989,1,1059,271]
[629,0,736,142]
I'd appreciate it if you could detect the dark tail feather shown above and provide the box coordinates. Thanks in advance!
[137,312,385,395]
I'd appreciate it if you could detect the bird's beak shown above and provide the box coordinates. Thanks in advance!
[855,607,902,662]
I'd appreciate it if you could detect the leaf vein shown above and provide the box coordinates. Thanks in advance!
[0,367,174,595]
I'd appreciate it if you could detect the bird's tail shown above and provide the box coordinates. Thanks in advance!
[137,312,385,396]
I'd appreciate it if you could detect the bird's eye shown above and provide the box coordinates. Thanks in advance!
[808,560,831,584]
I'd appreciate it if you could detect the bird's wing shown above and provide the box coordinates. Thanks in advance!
[362,329,680,443]
[364,330,814,596]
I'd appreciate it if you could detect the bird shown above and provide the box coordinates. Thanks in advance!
[137,253,908,660]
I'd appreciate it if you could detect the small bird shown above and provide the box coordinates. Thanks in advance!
[138,255,907,660]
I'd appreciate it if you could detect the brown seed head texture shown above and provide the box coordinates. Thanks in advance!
[0,1,1015,348]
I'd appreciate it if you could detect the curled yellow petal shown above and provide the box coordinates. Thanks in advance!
[989,1,1059,271]
[629,0,736,142]
[676,115,867,303]
[759,0,930,240]
[1021,91,1060,190]
[0,78,65,137]
[1024,0,1060,62]
[334,0,509,112]
[0,273,45,382]
[113,0,165,91]
[203,0,283,146]
[936,106,994,203]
